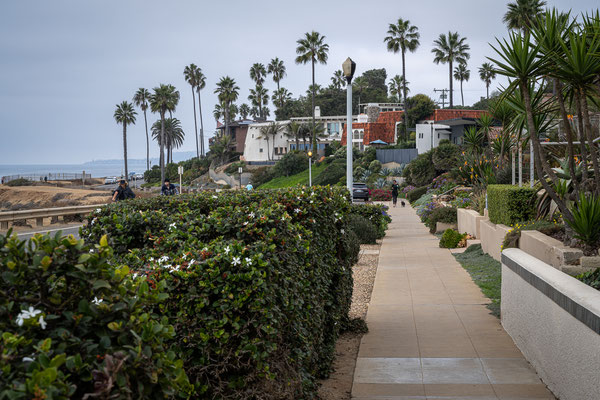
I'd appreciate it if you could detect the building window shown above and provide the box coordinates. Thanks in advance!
[259,148,263,153]
[327,122,340,135]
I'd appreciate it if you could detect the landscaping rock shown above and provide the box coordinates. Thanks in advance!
[436,221,457,233]
[580,256,600,270]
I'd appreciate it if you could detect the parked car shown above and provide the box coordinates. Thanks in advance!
[133,173,144,179]
[104,177,117,184]
[352,182,370,201]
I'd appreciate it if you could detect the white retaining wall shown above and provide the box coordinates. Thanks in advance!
[501,249,600,400]
[479,219,511,262]
[457,208,485,238]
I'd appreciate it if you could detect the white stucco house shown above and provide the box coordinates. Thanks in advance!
[416,118,480,154]
[242,121,291,163]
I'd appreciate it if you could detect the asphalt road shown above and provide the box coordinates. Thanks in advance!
[15,225,83,241]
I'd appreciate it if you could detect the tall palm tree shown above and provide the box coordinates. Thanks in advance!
[248,85,269,119]
[184,64,201,158]
[149,84,180,182]
[214,76,239,139]
[113,101,137,180]
[479,62,497,99]
[295,31,329,153]
[267,58,286,92]
[388,75,409,103]
[287,120,302,150]
[195,69,207,157]
[132,88,150,171]
[272,87,291,111]
[151,118,184,164]
[239,103,250,120]
[259,122,285,160]
[352,77,369,113]
[250,63,267,86]
[503,0,547,33]
[331,70,345,89]
[384,18,420,138]
[432,31,470,109]
[453,62,470,106]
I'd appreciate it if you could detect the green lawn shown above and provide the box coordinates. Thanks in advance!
[258,163,328,189]
[453,244,502,318]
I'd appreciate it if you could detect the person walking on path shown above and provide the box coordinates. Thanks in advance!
[112,180,136,201]
[161,178,179,196]
[391,179,400,207]
[246,183,253,191]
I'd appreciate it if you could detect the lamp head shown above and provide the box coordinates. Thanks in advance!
[307,151,313,157]
[342,57,356,84]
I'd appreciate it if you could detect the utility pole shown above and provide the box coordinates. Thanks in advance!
[434,88,449,109]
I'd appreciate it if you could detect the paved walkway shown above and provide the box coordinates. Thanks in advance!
[351,204,554,400]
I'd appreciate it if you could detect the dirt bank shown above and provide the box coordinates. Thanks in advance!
[0,185,112,211]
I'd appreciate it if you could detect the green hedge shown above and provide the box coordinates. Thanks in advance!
[425,207,457,233]
[348,203,392,239]
[0,233,191,399]
[407,186,428,203]
[79,187,360,398]
[487,184,536,226]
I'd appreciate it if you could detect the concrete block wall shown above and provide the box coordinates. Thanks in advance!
[457,208,485,239]
[479,219,511,261]
[501,249,600,400]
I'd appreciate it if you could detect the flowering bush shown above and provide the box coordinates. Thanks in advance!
[371,189,392,201]
[0,232,191,399]
[402,185,415,194]
[80,187,364,398]
[348,203,391,239]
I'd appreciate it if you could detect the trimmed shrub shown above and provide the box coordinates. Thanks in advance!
[0,232,191,399]
[439,229,466,248]
[273,151,308,177]
[487,185,536,226]
[368,160,382,174]
[313,163,345,186]
[6,178,32,187]
[431,143,460,171]
[348,214,378,244]
[407,186,428,203]
[425,207,457,233]
[349,203,391,239]
[80,187,360,398]
[250,166,276,186]
[406,151,436,187]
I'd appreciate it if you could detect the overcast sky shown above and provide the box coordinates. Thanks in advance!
[0,0,597,164]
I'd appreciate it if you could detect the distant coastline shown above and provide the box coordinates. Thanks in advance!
[1,151,197,178]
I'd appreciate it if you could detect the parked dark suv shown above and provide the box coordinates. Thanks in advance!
[352,182,370,201]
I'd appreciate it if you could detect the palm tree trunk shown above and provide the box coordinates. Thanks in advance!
[160,114,165,183]
[144,109,149,171]
[123,122,128,180]
[198,90,205,157]
[191,87,199,158]
[460,80,464,106]
[520,82,573,222]
[266,137,270,161]
[580,91,600,194]
[486,83,490,99]
[554,79,579,194]
[311,58,316,154]
[402,49,408,141]
[575,95,589,185]
[449,61,453,109]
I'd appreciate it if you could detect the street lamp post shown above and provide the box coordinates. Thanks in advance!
[307,151,312,186]
[342,57,356,200]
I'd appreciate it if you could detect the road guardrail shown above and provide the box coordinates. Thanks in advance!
[0,204,105,230]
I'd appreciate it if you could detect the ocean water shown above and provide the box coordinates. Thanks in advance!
[0,160,150,179]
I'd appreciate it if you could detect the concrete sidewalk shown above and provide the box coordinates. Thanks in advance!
[351,204,554,399]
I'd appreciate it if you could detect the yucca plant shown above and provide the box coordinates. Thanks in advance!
[380,167,392,176]
[567,192,600,251]
[374,178,389,189]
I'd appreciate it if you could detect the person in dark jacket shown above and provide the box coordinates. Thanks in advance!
[161,179,178,196]
[391,179,400,207]
[112,180,136,201]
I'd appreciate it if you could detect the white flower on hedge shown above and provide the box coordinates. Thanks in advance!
[244,257,252,265]
[243,221,248,226]
[182,254,187,260]
[341,229,345,234]
[294,208,301,213]
[171,265,181,273]
[92,297,103,306]
[231,257,241,266]
[224,246,230,254]
[149,257,154,262]
[310,200,313,204]
[22,357,34,362]
[212,195,218,199]
[38,316,47,330]
[249,212,255,218]
[132,272,139,279]
[96,208,102,213]
[169,223,176,230]
[159,256,169,263]
[189,259,196,265]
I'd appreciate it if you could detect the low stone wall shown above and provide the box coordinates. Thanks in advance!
[501,248,600,400]
[519,230,583,274]
[479,218,511,261]
[457,208,485,238]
